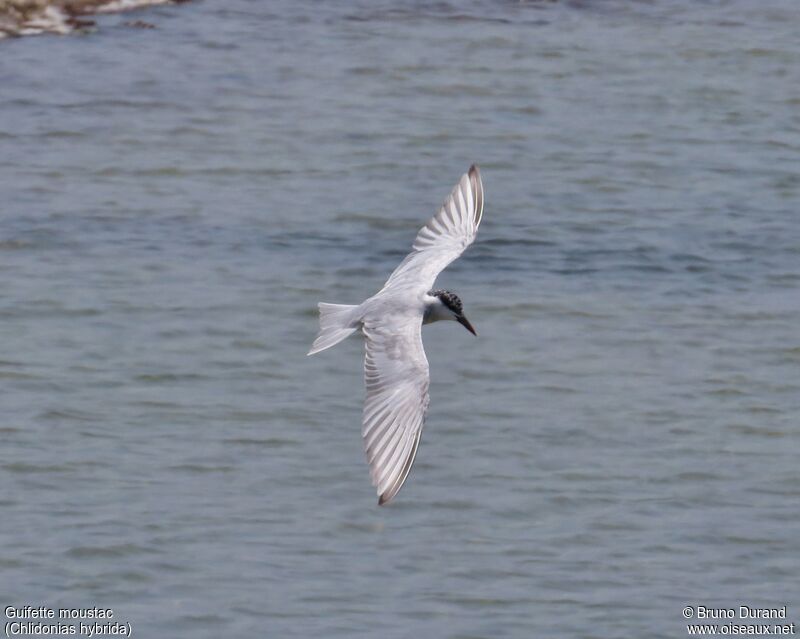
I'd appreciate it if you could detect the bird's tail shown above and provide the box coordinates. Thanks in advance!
[307,303,359,356]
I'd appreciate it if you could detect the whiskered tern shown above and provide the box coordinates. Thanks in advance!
[308,165,484,505]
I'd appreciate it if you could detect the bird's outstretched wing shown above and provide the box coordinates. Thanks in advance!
[381,164,484,294]
[362,317,430,505]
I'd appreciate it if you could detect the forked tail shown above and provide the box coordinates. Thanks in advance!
[307,303,359,356]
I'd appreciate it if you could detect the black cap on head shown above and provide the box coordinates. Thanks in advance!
[431,289,463,315]
[430,289,476,335]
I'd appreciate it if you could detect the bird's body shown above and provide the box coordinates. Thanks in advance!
[308,165,484,505]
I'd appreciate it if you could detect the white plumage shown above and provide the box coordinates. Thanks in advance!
[308,165,484,505]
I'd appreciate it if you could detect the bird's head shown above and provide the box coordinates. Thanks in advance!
[430,289,477,336]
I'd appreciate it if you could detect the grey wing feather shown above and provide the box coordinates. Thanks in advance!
[381,164,484,294]
[362,318,430,505]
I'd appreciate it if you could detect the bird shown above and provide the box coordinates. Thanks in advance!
[308,165,484,505]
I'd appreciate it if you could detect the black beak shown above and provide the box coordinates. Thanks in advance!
[457,314,477,336]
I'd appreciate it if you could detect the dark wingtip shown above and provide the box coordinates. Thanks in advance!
[378,494,390,506]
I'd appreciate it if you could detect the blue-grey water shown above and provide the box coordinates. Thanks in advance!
[2,1,799,637]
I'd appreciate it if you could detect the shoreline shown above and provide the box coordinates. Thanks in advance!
[0,0,189,38]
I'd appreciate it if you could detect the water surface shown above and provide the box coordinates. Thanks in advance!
[1,1,799,637]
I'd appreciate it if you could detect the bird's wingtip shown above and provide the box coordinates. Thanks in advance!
[468,164,483,227]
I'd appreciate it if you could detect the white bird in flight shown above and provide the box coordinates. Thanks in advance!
[308,165,484,505]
